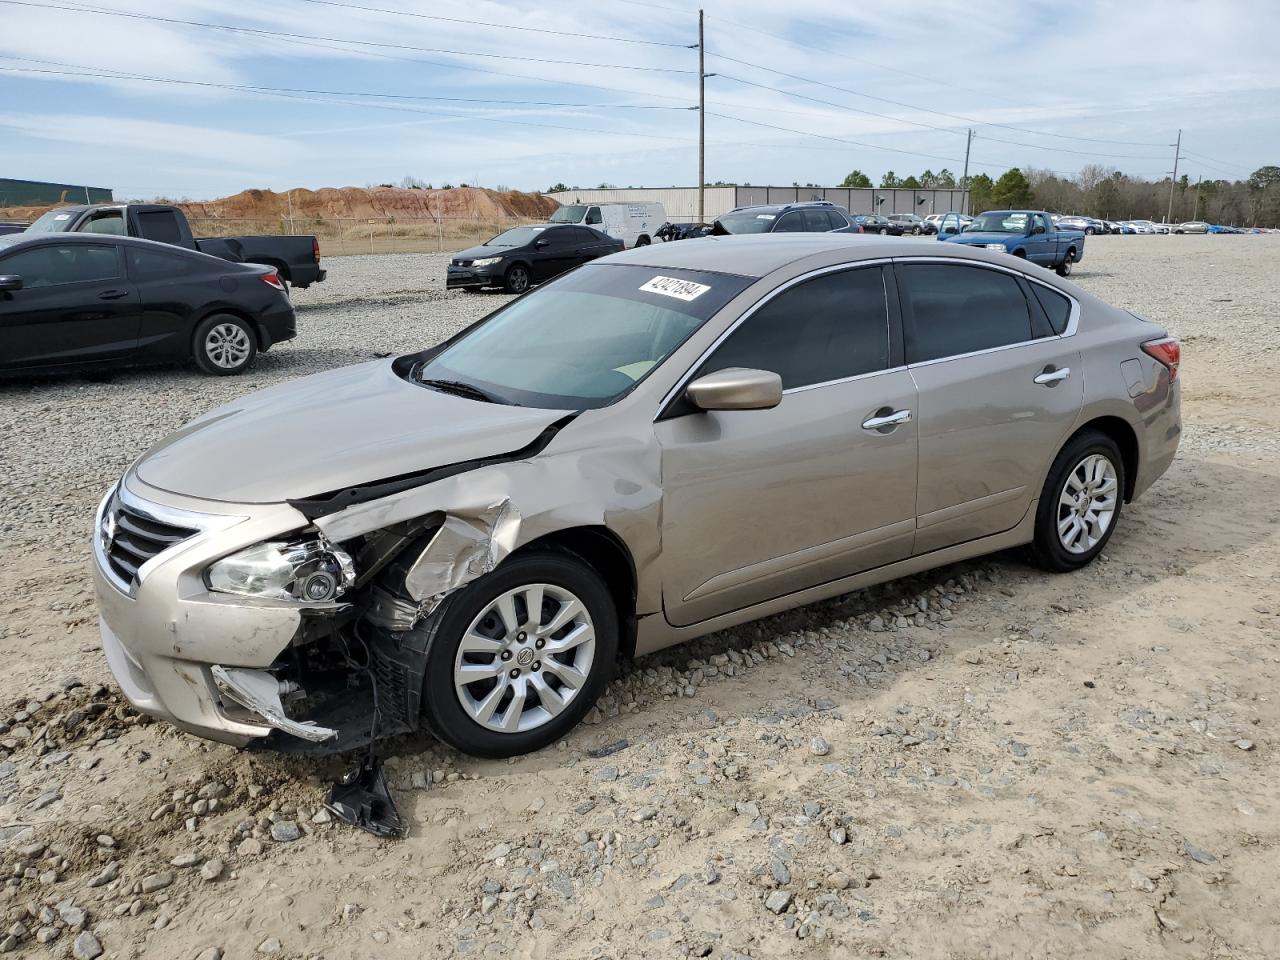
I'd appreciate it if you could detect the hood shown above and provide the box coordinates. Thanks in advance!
[454,243,520,261]
[132,360,570,504]
[945,232,1019,245]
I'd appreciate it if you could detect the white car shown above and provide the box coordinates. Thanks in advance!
[1128,220,1158,235]
[547,202,666,249]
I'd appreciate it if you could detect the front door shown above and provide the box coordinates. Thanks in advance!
[0,241,139,371]
[656,265,919,627]
[894,260,1083,553]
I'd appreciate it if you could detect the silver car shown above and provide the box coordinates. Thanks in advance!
[92,235,1181,758]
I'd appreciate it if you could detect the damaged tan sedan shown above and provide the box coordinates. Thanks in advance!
[93,235,1181,758]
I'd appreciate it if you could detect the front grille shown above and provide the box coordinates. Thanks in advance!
[103,497,198,587]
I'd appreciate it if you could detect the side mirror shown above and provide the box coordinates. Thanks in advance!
[0,275,22,292]
[686,368,783,412]
[534,238,550,248]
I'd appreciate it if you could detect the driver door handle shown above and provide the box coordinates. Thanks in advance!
[862,408,912,431]
[1034,366,1071,386]
[97,289,130,301]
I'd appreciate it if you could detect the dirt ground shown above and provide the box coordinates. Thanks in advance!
[0,237,1277,959]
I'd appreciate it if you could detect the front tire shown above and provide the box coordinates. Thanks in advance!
[1056,257,1074,277]
[504,264,531,294]
[418,552,618,758]
[193,314,257,375]
[634,235,651,247]
[1029,430,1124,572]
[912,226,922,235]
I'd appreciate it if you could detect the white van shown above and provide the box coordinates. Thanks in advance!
[547,201,666,248]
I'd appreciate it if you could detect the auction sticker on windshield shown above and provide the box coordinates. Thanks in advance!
[639,276,712,302]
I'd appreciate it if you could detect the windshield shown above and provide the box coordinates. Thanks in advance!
[967,212,1029,233]
[484,226,547,248]
[25,209,77,233]
[714,209,780,234]
[416,264,753,409]
[548,205,586,223]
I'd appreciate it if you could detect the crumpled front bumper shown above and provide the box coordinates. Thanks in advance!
[91,476,326,746]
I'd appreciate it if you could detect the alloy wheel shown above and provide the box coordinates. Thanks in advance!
[204,323,252,369]
[1056,453,1118,554]
[453,583,596,734]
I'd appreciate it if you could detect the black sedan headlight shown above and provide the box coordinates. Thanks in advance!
[206,539,355,602]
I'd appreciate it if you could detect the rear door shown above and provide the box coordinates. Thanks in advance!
[895,259,1082,552]
[0,241,140,370]
[657,264,918,626]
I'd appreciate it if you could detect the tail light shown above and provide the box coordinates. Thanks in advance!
[1141,337,1181,381]
[261,270,285,292]
[312,237,321,262]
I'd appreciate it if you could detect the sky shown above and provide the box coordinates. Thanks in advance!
[0,0,1276,201]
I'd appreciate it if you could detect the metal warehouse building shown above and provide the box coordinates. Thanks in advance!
[0,178,113,206]
[547,185,969,221]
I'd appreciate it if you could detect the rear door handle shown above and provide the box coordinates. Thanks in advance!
[97,289,130,301]
[1034,366,1071,386]
[862,408,912,431]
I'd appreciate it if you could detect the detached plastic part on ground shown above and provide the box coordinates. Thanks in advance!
[325,755,405,838]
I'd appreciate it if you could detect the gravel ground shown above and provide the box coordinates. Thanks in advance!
[0,237,1278,959]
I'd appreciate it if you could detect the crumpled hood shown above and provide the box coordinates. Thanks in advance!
[133,360,570,504]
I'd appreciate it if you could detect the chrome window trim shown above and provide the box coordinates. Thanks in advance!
[655,257,895,417]
[890,256,1081,370]
[94,480,245,597]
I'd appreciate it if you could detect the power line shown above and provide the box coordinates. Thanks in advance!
[0,1,696,73]
[707,50,1174,148]
[712,73,1171,161]
[290,0,690,47]
[1182,150,1255,174]
[0,62,694,110]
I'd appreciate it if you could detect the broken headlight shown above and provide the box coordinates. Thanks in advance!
[206,539,355,603]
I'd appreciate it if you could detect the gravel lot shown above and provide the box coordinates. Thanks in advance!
[0,237,1278,959]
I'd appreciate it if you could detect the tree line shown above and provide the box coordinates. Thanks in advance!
[837,165,1280,226]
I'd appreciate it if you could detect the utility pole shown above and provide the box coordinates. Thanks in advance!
[697,9,705,224]
[1165,128,1182,226]
[960,128,973,214]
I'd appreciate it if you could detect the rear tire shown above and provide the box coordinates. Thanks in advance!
[193,314,257,375]
[417,552,618,758]
[1056,258,1074,277]
[912,226,922,235]
[504,264,531,294]
[1029,430,1124,572]
[879,227,889,235]
[634,235,651,247]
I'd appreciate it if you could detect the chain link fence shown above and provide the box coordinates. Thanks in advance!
[186,216,544,257]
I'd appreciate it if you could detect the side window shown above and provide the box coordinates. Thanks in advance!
[827,211,849,230]
[697,268,890,390]
[585,207,603,225]
[773,211,805,233]
[899,263,1033,363]
[79,212,126,236]
[1030,283,1072,335]
[1034,214,1050,233]
[127,246,202,282]
[136,211,183,244]
[0,244,120,288]
[802,209,830,232]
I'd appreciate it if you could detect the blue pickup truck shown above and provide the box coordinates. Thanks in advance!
[936,209,1084,276]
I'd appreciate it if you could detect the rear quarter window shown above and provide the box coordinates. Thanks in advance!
[1030,283,1072,335]
[135,211,184,245]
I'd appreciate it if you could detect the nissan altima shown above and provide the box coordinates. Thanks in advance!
[93,235,1181,758]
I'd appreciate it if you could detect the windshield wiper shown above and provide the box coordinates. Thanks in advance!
[419,378,505,404]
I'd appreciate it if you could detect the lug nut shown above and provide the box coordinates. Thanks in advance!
[509,668,520,679]
[531,661,541,671]
[535,638,545,649]
[517,631,527,642]
[501,650,512,661]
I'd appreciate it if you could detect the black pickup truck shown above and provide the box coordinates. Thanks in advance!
[25,203,326,289]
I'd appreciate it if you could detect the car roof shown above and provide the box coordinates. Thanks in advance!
[0,231,261,267]
[602,233,950,279]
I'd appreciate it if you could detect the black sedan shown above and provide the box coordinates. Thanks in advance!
[447,224,623,294]
[0,233,295,377]
[852,215,904,236]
